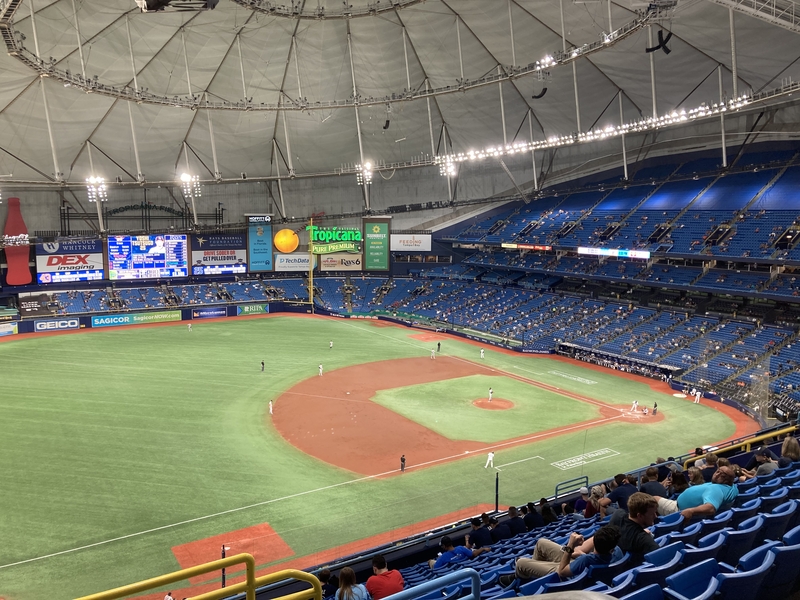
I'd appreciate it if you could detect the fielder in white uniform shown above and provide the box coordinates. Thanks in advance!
[484,452,495,468]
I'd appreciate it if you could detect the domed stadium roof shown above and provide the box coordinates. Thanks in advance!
[0,0,798,186]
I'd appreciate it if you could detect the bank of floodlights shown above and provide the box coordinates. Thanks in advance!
[356,162,373,186]
[86,176,108,202]
[180,172,202,197]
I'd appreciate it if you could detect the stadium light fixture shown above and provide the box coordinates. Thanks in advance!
[356,161,373,186]
[86,176,108,203]
[180,173,201,226]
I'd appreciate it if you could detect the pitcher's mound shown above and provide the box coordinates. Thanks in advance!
[473,398,514,410]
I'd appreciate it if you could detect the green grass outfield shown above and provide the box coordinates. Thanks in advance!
[0,315,737,600]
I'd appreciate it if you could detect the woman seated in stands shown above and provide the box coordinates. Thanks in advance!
[780,436,800,467]
[335,567,369,600]
[687,467,705,487]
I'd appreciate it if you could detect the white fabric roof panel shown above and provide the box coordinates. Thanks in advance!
[0,0,797,185]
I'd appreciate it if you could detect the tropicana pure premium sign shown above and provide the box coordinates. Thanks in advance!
[306,225,362,254]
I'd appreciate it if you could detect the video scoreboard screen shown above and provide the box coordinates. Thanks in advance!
[108,235,188,280]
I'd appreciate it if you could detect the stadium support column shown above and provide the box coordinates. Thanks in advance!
[528,110,538,191]
[272,139,287,218]
[71,0,87,80]
[206,94,221,181]
[30,0,62,182]
[719,66,727,168]
[86,143,105,232]
[619,92,628,180]
[499,66,507,147]
[508,0,516,65]
[183,144,199,226]
[237,33,247,105]
[648,25,657,119]
[426,79,435,157]
[560,0,581,131]
[729,8,738,99]
[347,28,369,211]
[402,28,411,90]
[125,15,143,182]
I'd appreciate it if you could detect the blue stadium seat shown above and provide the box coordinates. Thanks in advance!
[682,531,726,566]
[663,522,702,546]
[625,546,685,588]
[758,500,796,543]
[517,572,559,595]
[534,569,590,594]
[651,512,684,537]
[760,487,789,512]
[716,515,763,566]
[781,469,800,486]
[620,584,664,600]
[585,572,637,597]
[757,477,781,494]
[788,483,800,500]
[697,509,732,535]
[729,498,762,528]
[588,551,631,585]
[735,487,761,507]
[737,477,759,492]
[664,551,774,600]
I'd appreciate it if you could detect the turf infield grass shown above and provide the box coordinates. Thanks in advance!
[0,316,736,600]
[371,375,599,442]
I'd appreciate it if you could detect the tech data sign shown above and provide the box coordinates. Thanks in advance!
[275,253,313,272]
[34,319,80,332]
[307,225,362,254]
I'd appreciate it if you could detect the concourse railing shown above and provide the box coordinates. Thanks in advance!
[75,555,321,600]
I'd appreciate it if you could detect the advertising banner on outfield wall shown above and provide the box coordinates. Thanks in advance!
[91,311,182,328]
[191,307,227,320]
[320,253,363,271]
[275,253,313,271]
[0,322,18,336]
[390,234,432,252]
[34,318,80,332]
[363,217,391,271]
[236,304,269,316]
[247,215,273,272]
[35,240,105,284]
[191,234,247,275]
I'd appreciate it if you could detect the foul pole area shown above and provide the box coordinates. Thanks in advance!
[308,217,315,315]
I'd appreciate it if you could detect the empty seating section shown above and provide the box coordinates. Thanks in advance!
[453,206,519,242]
[693,269,769,292]
[665,210,737,254]
[689,170,774,211]
[635,316,719,362]
[605,311,687,357]
[638,264,701,286]
[349,277,385,312]
[490,197,563,241]
[660,321,748,372]
[225,281,268,302]
[314,278,346,312]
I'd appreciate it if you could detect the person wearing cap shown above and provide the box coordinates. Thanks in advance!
[754,449,779,476]
[743,445,779,472]
[574,487,589,513]
[429,535,489,568]
[464,518,493,550]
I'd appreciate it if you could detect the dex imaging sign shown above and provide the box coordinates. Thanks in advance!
[35,239,105,283]
[34,319,80,332]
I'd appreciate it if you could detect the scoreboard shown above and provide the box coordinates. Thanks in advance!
[108,234,188,280]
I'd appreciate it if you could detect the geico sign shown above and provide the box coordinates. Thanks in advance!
[35,319,79,331]
[47,255,89,266]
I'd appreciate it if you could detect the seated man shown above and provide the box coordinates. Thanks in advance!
[429,535,489,568]
[506,506,527,536]
[609,492,659,564]
[502,525,622,584]
[523,501,545,531]
[489,517,512,542]
[639,467,668,498]
[699,452,718,482]
[754,449,779,476]
[365,555,404,600]
[656,466,738,520]
[600,474,637,512]
[464,517,493,550]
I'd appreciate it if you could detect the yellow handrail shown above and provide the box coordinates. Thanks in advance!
[683,424,798,469]
[75,556,322,600]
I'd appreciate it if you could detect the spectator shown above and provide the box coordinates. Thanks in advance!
[718,457,748,483]
[639,467,668,498]
[464,517,492,550]
[489,517,512,542]
[365,555,403,600]
[540,501,558,525]
[506,506,526,536]
[560,503,584,522]
[700,453,718,482]
[584,485,606,519]
[743,445,779,472]
[501,525,622,584]
[600,474,637,512]
[609,492,660,564]
[754,449,779,476]
[335,568,368,600]
[429,535,489,568]
[687,467,705,486]
[318,569,339,598]
[693,448,707,469]
[524,501,544,530]
[574,487,589,513]
[779,436,800,467]
[670,472,689,497]
[655,466,738,520]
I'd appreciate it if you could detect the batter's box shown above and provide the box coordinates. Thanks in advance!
[551,448,620,470]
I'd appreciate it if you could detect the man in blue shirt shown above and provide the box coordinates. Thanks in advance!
[464,518,493,550]
[429,535,489,569]
[656,466,738,519]
[507,525,622,582]
[600,474,637,512]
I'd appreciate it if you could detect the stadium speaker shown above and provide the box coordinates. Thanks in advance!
[383,120,391,130]
[241,172,247,180]
[532,88,548,99]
